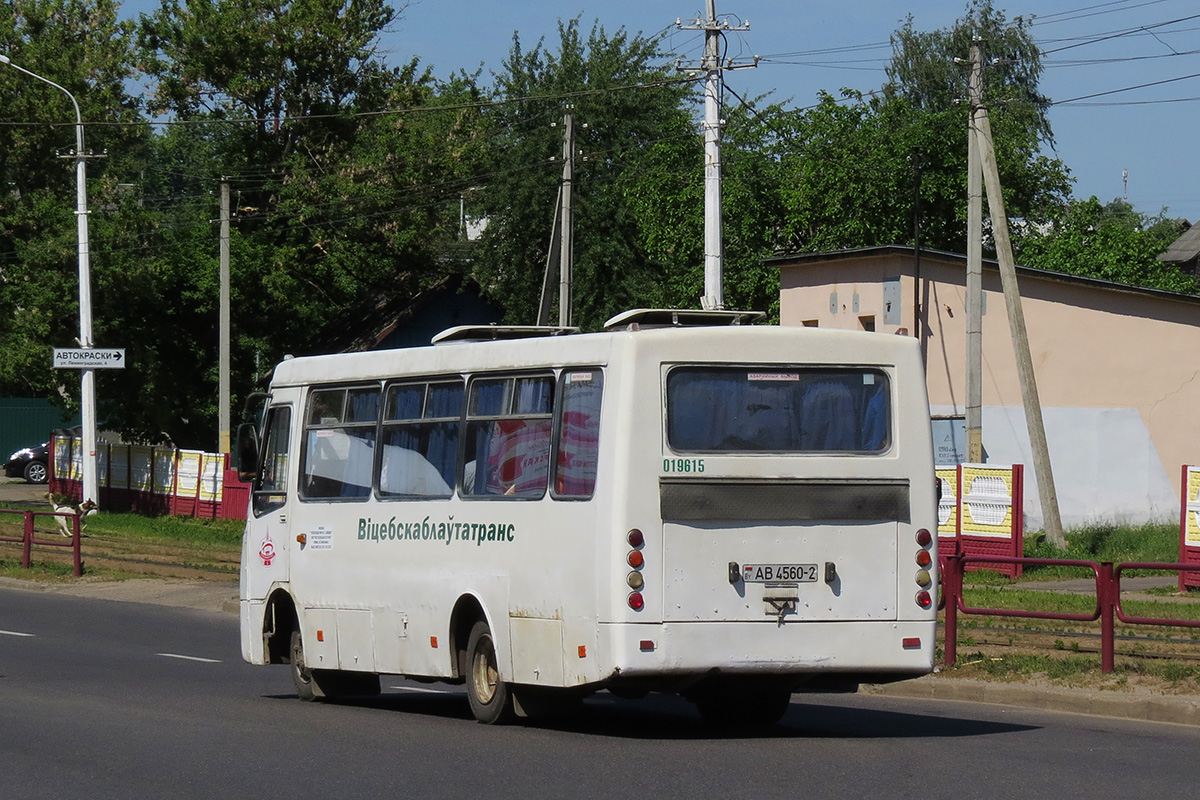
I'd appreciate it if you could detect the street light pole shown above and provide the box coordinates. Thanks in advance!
[1,54,99,506]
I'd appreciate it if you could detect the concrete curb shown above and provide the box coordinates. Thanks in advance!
[864,675,1200,726]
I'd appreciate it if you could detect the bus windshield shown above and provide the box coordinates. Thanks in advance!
[666,367,890,453]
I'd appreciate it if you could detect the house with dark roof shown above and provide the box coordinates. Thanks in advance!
[1157,224,1200,275]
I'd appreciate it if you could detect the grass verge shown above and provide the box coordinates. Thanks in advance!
[0,504,243,582]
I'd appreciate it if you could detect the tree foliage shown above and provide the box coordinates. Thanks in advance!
[470,19,699,329]
[1014,198,1193,292]
[0,0,1188,448]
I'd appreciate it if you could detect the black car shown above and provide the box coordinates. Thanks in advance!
[3,441,50,484]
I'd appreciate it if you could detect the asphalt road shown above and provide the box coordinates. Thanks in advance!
[3,585,1200,800]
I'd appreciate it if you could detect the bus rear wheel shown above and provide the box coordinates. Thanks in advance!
[466,620,514,724]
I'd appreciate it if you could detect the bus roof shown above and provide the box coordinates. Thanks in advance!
[267,322,922,389]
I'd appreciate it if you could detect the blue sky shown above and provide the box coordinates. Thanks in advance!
[121,0,1200,223]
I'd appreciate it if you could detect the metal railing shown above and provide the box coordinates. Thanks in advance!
[941,553,1200,673]
[0,508,83,577]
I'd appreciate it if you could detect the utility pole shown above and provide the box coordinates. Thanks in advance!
[536,186,562,327]
[558,112,574,328]
[971,63,1066,547]
[1,54,99,505]
[965,41,985,464]
[219,180,231,454]
[678,1,754,311]
[537,112,575,327]
[912,147,924,342]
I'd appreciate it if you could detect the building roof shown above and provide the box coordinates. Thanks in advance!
[1157,224,1200,264]
[767,245,1200,306]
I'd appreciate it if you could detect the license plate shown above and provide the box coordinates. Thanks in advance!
[742,563,818,583]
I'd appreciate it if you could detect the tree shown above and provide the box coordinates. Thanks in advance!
[887,0,1051,145]
[1014,197,1194,292]
[0,0,145,409]
[470,19,698,329]
[770,1,1071,260]
[129,0,493,444]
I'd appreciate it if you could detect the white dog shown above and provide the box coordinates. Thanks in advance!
[47,495,99,537]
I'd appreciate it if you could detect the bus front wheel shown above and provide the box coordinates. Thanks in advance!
[290,629,325,701]
[466,620,514,724]
[290,630,380,701]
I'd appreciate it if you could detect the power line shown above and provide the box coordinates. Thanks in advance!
[1050,70,1200,103]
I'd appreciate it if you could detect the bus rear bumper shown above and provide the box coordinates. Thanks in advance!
[601,619,936,683]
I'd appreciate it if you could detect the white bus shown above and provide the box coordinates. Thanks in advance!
[238,309,938,725]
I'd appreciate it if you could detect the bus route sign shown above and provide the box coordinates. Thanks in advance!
[53,348,126,369]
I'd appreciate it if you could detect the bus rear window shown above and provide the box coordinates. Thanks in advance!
[666,367,890,453]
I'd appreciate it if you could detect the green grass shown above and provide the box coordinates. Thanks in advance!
[1025,522,1181,573]
[81,511,245,547]
[953,650,1200,684]
[0,557,80,580]
[0,504,244,581]
[962,522,1186,585]
[0,502,244,547]
[960,585,1200,622]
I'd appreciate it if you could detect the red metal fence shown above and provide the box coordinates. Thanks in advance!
[0,508,84,576]
[941,553,1200,673]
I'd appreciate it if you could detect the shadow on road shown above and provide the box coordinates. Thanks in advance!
[261,687,1038,740]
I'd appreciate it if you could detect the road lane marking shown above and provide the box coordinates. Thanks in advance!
[0,629,35,637]
[157,653,222,663]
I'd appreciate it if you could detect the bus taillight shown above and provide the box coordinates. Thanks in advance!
[915,591,932,609]
[915,528,932,547]
[627,529,646,610]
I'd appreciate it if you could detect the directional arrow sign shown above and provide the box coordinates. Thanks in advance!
[53,348,126,369]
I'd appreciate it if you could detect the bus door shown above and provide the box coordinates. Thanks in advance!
[660,365,903,624]
[244,403,294,601]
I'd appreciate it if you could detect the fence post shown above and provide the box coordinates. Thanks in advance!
[22,511,33,569]
[1099,561,1116,674]
[72,515,82,577]
[943,554,962,667]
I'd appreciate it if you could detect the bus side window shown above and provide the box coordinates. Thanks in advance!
[462,375,554,499]
[253,406,292,517]
[553,370,603,499]
[379,380,462,498]
[301,386,379,500]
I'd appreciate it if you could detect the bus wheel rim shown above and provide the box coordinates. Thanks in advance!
[472,634,498,704]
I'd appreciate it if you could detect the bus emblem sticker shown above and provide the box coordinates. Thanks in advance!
[258,532,276,567]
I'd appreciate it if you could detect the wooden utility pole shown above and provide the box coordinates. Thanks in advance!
[536,186,562,327]
[537,112,575,327]
[971,73,1066,547]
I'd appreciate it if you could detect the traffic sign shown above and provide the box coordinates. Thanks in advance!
[53,348,126,369]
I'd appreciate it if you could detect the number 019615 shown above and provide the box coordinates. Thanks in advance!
[663,458,704,474]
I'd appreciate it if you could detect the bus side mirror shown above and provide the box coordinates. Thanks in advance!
[236,422,260,483]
